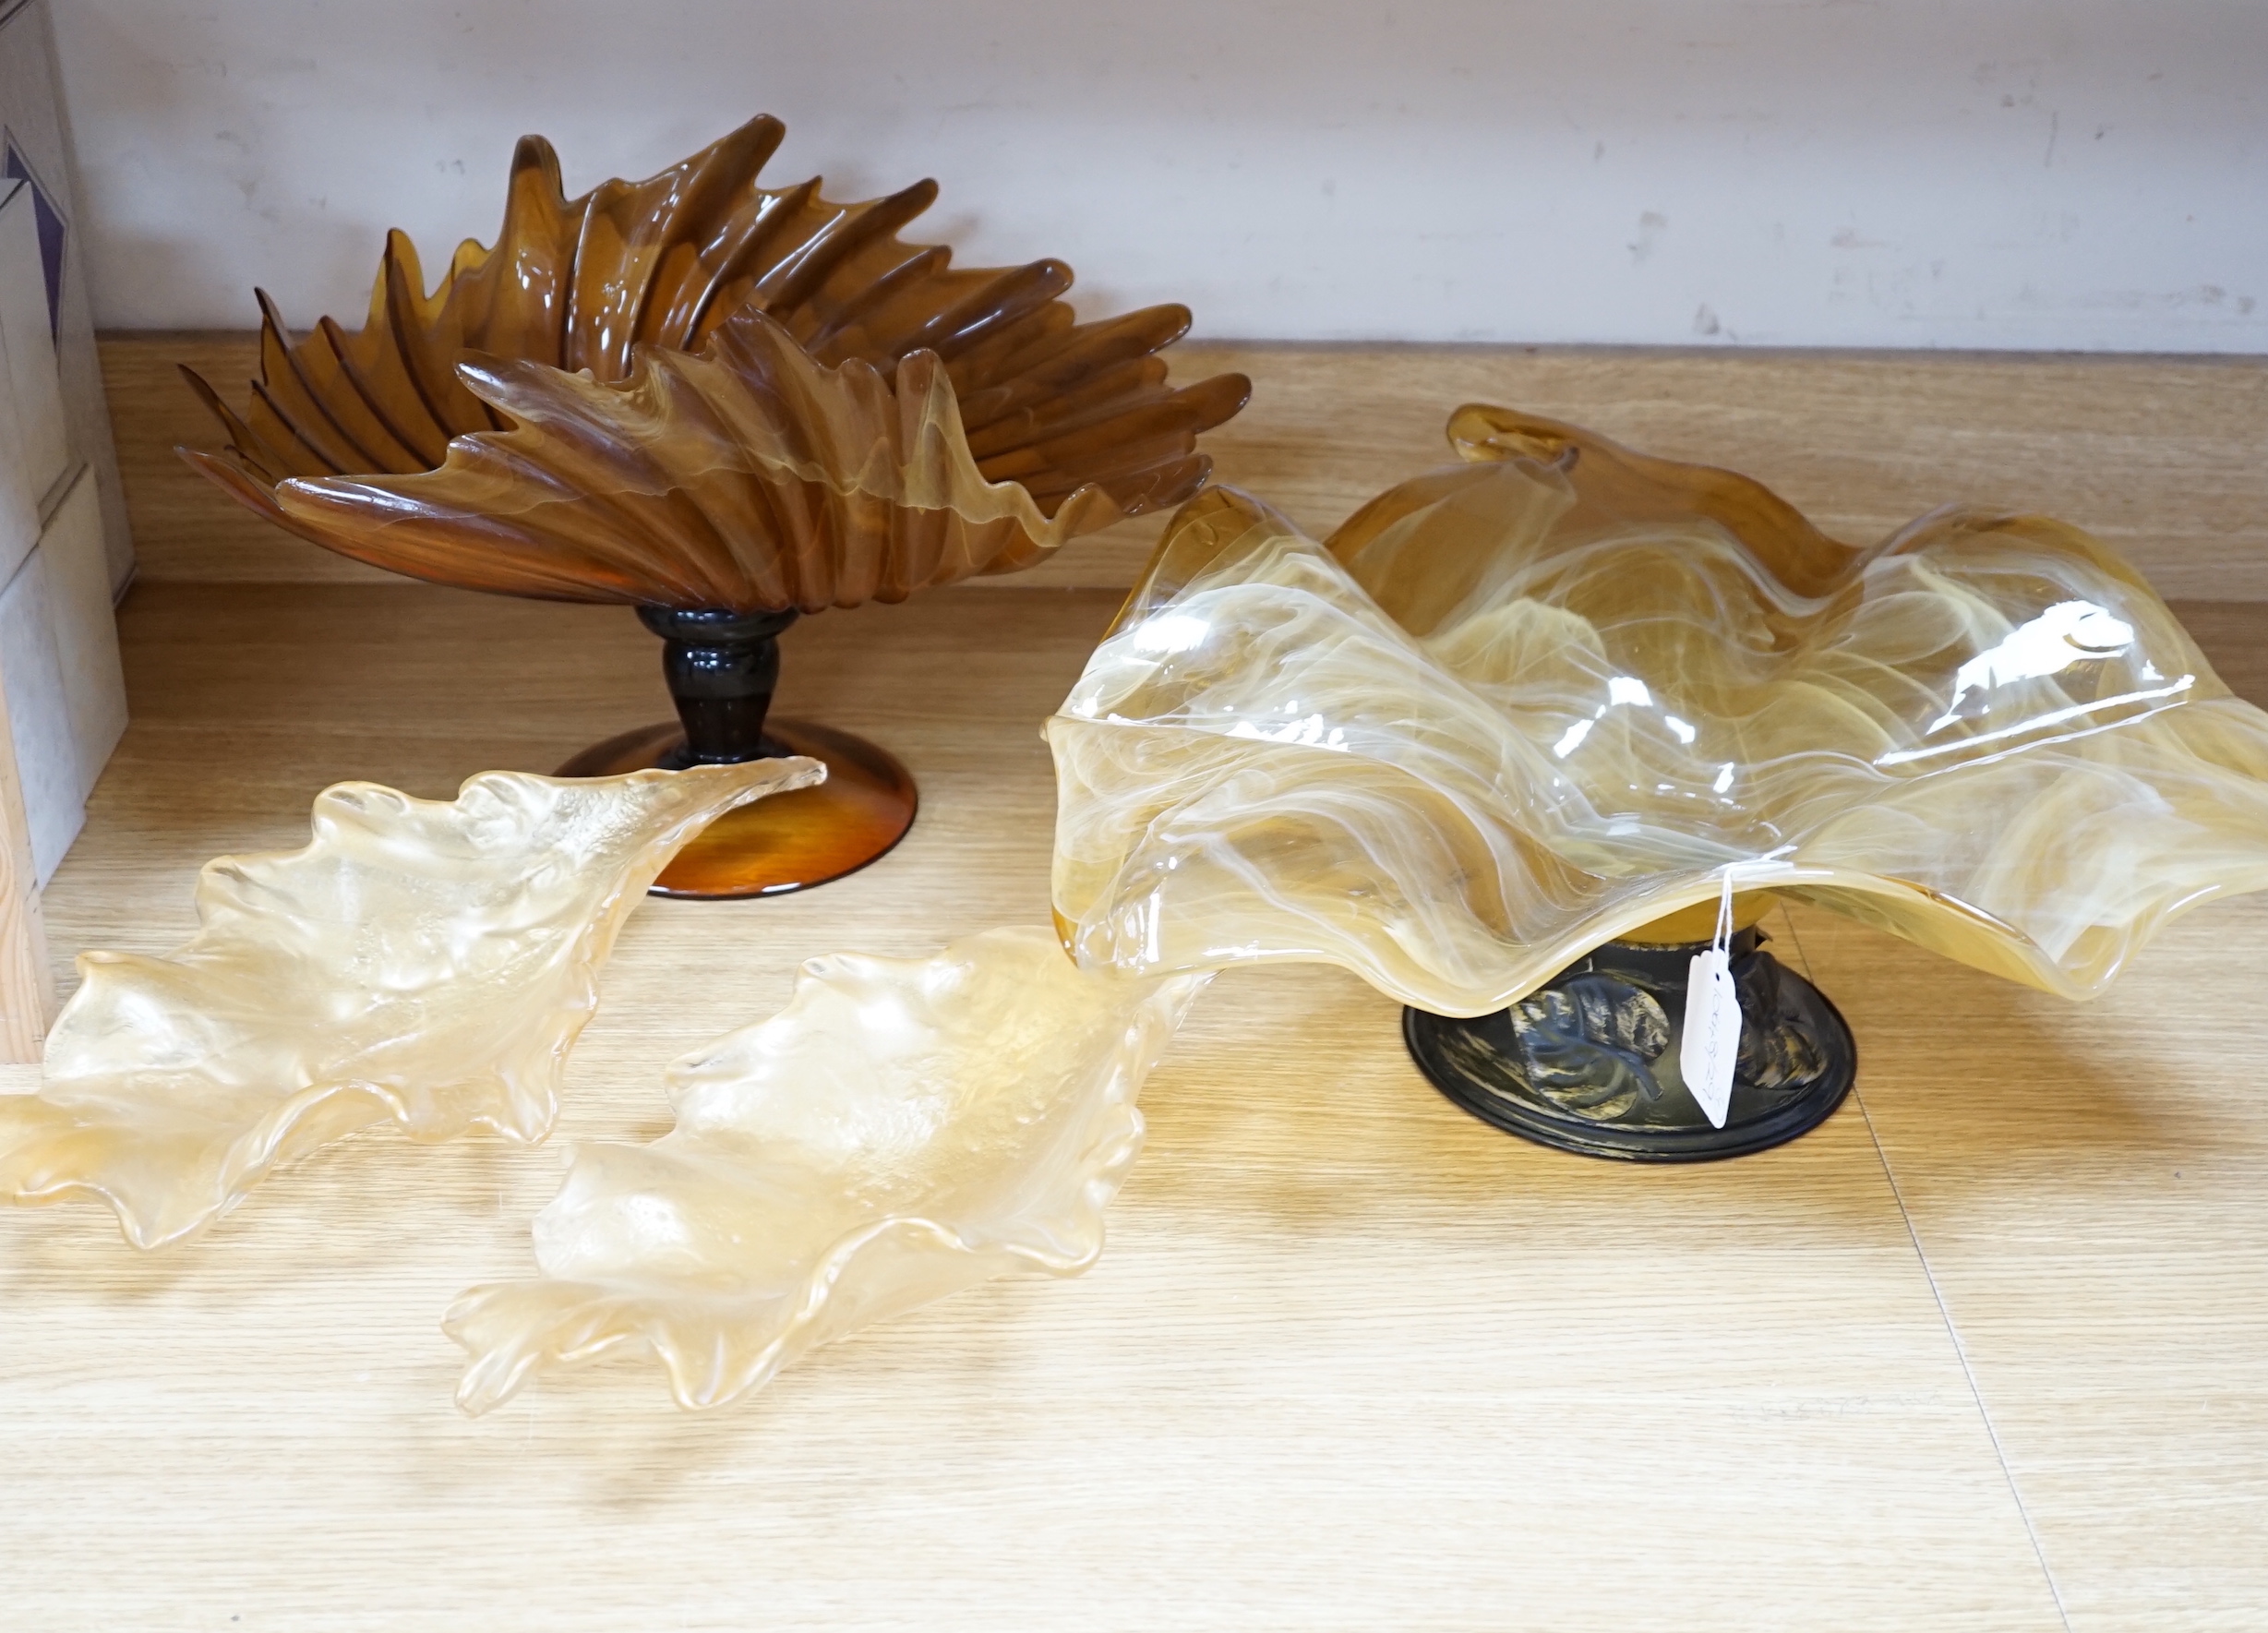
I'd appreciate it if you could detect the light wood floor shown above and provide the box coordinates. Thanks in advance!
[3,576,2263,1630]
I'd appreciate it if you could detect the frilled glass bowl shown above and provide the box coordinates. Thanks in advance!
[1048,406,2268,1158]
[178,115,1248,896]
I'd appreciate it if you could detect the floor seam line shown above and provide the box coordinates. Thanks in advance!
[1781,906,2073,1630]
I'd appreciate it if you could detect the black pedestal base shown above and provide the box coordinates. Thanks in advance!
[551,606,919,898]
[1404,929,1856,1161]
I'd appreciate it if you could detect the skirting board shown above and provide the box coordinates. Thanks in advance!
[102,331,2268,600]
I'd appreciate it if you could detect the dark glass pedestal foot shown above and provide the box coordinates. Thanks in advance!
[553,606,918,899]
[1403,928,1855,1161]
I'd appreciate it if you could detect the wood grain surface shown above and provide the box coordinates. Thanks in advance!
[108,333,2268,597]
[0,648,53,1061]
[3,574,2264,1628]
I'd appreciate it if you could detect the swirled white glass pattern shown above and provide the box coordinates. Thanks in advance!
[1049,407,2268,1014]
[0,760,820,1247]
[447,927,1206,1414]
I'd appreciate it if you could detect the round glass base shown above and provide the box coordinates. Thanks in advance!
[556,718,917,898]
[1403,929,1856,1161]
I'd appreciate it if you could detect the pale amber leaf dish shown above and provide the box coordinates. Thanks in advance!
[0,761,819,1248]
[446,926,1207,1414]
[1049,406,2268,1014]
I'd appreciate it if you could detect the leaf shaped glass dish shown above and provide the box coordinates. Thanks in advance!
[446,926,1206,1413]
[0,760,816,1247]
[177,114,1249,897]
[1047,405,2268,1157]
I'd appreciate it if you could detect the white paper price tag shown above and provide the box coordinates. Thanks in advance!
[1679,859,1773,1130]
[1680,944,1742,1128]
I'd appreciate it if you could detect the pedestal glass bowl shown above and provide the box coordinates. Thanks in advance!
[178,115,1250,896]
[1047,406,2268,1158]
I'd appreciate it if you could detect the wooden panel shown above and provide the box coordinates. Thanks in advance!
[1796,895,2268,1629]
[2168,600,2268,703]
[101,330,401,590]
[2,580,2071,1630]
[0,633,52,1060]
[108,333,2268,598]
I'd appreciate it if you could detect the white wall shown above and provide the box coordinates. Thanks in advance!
[50,0,2268,351]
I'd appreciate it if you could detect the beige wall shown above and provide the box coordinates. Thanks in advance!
[48,0,2268,352]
